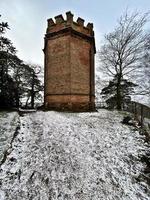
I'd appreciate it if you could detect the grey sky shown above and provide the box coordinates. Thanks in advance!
[0,0,150,65]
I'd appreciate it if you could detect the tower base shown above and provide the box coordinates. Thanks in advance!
[45,102,95,112]
[44,94,95,112]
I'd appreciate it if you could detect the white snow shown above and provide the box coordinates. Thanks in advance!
[0,112,19,161]
[0,109,149,199]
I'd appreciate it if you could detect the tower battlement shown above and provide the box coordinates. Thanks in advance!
[46,11,94,37]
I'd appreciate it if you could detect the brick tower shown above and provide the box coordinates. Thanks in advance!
[44,11,96,111]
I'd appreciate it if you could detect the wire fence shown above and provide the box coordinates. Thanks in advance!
[96,100,150,127]
[95,101,107,109]
[123,101,150,127]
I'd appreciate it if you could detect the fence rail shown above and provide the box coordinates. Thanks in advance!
[95,101,107,109]
[124,101,150,118]
[123,101,150,127]
[96,101,150,127]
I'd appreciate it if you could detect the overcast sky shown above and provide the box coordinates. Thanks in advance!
[0,0,150,66]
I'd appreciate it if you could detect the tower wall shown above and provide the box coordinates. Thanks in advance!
[44,12,96,111]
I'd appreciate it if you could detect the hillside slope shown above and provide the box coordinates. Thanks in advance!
[0,110,149,200]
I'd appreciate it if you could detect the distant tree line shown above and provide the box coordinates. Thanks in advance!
[98,11,150,110]
[0,15,43,109]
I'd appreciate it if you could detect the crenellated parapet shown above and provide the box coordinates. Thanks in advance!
[46,11,94,37]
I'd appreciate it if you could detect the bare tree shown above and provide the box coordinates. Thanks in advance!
[23,64,43,109]
[99,11,149,109]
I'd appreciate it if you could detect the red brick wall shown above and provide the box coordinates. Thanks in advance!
[46,35,70,94]
[70,36,90,95]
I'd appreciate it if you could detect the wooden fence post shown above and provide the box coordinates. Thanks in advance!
[134,102,137,120]
[141,105,144,128]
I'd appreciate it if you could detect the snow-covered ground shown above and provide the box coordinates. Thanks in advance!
[0,112,19,161]
[0,110,149,200]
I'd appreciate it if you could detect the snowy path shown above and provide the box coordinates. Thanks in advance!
[0,112,19,161]
[0,110,149,200]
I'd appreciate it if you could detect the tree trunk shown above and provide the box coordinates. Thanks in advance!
[31,72,35,109]
[31,92,35,109]
[25,95,30,108]
[1,63,4,94]
[0,60,6,107]
[15,82,20,108]
[116,74,122,110]
[15,91,20,108]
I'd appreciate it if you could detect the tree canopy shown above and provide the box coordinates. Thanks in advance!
[0,15,43,109]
